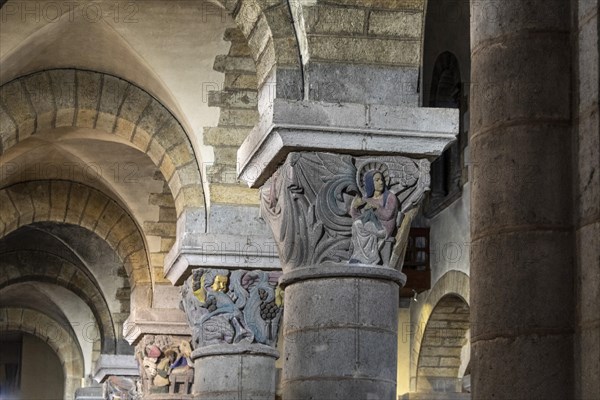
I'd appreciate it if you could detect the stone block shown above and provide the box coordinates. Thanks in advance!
[471,1,569,47]
[96,75,128,132]
[76,71,102,128]
[159,206,177,222]
[48,69,76,127]
[116,85,151,136]
[219,108,259,126]
[578,13,599,111]
[95,201,123,240]
[264,4,295,37]
[0,106,17,150]
[273,37,300,65]
[256,43,276,85]
[135,100,172,141]
[143,221,177,237]
[23,72,54,131]
[168,142,195,167]
[471,335,572,399]
[576,222,600,325]
[248,15,271,58]
[470,124,571,232]
[308,35,420,65]
[306,62,419,106]
[224,73,259,91]
[368,11,422,37]
[29,182,51,222]
[470,34,570,134]
[204,126,251,146]
[208,89,258,109]
[470,231,573,338]
[576,109,599,224]
[213,54,257,74]
[0,81,35,140]
[49,181,70,221]
[305,6,364,34]
[210,183,259,205]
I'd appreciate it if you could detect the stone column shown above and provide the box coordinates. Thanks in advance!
[235,99,457,400]
[258,153,432,399]
[469,1,573,398]
[181,268,283,400]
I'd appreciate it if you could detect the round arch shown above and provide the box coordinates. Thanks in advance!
[416,294,470,392]
[410,270,470,391]
[0,69,205,218]
[0,180,151,287]
[0,307,85,400]
[0,250,118,354]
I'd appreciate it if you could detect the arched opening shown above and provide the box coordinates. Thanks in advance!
[0,332,65,400]
[416,295,470,395]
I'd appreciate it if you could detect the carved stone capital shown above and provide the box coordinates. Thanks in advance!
[135,334,194,397]
[259,152,430,273]
[180,268,283,350]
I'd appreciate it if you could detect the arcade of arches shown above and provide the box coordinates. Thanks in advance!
[0,0,597,399]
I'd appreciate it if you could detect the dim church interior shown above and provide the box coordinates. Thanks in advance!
[0,0,597,399]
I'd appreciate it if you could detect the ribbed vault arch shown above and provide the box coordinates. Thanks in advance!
[0,307,84,400]
[0,180,151,286]
[0,69,204,216]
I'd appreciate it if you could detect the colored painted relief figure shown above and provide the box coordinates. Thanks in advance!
[349,170,399,265]
[181,269,283,349]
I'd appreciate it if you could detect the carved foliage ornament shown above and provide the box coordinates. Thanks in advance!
[260,152,430,269]
[181,269,283,349]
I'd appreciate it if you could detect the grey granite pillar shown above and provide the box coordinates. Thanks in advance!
[470,1,574,398]
[258,152,432,400]
[181,268,283,400]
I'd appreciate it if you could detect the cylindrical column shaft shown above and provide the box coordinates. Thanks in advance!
[470,1,573,398]
[192,344,278,400]
[281,266,402,400]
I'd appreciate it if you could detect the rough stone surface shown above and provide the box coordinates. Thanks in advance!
[282,273,399,400]
[192,344,277,400]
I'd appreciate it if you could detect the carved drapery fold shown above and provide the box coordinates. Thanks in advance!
[260,152,430,271]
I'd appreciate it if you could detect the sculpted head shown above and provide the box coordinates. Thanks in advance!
[364,170,386,197]
[211,275,228,292]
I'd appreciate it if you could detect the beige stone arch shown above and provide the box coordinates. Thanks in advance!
[410,270,470,392]
[211,0,302,93]
[0,307,85,400]
[0,69,204,217]
[0,250,118,354]
[0,180,151,287]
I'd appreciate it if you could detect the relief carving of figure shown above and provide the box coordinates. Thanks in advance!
[181,269,283,349]
[349,169,399,265]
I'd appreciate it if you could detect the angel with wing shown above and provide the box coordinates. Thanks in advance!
[349,169,399,265]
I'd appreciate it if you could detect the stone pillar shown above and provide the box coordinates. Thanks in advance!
[469,1,573,398]
[181,268,283,400]
[234,99,457,399]
[258,153,432,399]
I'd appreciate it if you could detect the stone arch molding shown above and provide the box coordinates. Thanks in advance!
[410,270,470,390]
[0,69,204,216]
[0,250,118,354]
[211,0,303,95]
[0,307,85,400]
[0,180,151,286]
